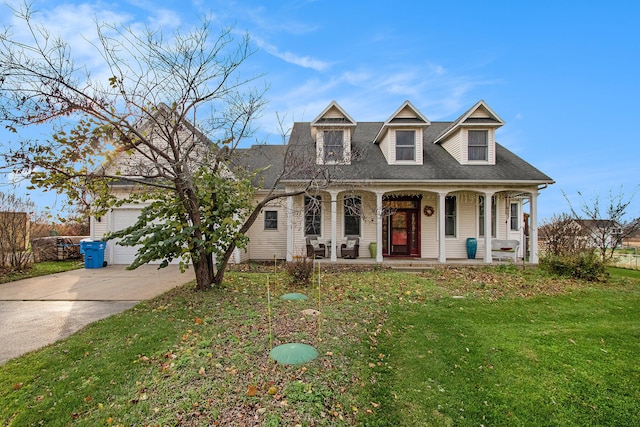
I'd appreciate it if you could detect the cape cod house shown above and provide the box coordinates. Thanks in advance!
[90,100,553,265]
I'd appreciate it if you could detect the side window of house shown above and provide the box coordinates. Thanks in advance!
[468,130,488,161]
[445,195,456,237]
[304,196,322,236]
[344,196,361,236]
[264,210,278,230]
[479,196,497,237]
[324,130,344,162]
[395,130,416,161]
[510,203,519,231]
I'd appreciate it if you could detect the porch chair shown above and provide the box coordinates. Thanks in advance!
[306,237,326,258]
[341,237,360,259]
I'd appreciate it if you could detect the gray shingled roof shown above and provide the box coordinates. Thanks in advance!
[234,120,553,189]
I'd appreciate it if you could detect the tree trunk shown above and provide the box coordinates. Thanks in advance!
[213,242,236,286]
[193,250,215,291]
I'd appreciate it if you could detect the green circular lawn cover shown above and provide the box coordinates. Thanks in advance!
[280,293,308,300]
[270,343,318,364]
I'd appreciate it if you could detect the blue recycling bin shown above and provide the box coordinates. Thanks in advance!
[81,241,106,269]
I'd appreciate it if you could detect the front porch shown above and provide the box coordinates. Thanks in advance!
[312,256,531,269]
[285,187,541,265]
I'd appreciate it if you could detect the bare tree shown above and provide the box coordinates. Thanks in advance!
[563,186,639,261]
[539,212,589,256]
[0,3,332,289]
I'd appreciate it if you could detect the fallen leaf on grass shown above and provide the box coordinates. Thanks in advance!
[247,385,257,396]
[12,383,23,390]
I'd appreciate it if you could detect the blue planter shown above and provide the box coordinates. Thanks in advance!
[466,238,477,259]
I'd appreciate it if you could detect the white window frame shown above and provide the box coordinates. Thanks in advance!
[479,196,497,237]
[264,210,278,231]
[304,196,322,236]
[510,203,519,231]
[343,196,362,237]
[468,130,488,161]
[323,130,344,163]
[445,195,457,237]
[395,130,416,161]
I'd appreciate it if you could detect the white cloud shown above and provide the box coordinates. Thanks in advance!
[253,37,330,71]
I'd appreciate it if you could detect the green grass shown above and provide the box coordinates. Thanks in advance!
[0,260,83,284]
[1,266,638,426]
[362,288,639,426]
[608,266,640,280]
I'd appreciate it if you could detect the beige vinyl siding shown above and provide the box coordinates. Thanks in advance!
[396,105,417,118]
[324,106,344,119]
[444,193,476,258]
[103,126,204,177]
[248,199,288,260]
[359,192,377,257]
[440,129,463,163]
[315,131,324,164]
[237,247,250,263]
[469,106,492,118]
[90,215,108,241]
[378,132,390,163]
[421,193,438,258]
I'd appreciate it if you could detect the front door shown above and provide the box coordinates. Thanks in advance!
[382,197,421,257]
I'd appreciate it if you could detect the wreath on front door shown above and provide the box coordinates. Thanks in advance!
[423,205,435,216]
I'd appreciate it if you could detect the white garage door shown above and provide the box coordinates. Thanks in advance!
[111,208,144,265]
[110,208,182,266]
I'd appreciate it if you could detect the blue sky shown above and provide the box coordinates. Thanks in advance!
[1,0,639,222]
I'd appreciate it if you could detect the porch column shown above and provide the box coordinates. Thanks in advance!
[376,192,384,262]
[530,190,539,264]
[286,196,293,261]
[483,191,494,263]
[438,192,447,263]
[330,191,338,262]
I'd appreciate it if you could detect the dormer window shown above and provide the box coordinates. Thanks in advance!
[395,130,416,161]
[311,101,356,166]
[324,130,344,162]
[468,130,488,161]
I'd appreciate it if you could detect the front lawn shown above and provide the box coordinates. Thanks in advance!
[0,260,83,284]
[1,266,638,426]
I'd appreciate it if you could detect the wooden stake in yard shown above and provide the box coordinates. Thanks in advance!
[317,260,321,340]
[267,275,273,350]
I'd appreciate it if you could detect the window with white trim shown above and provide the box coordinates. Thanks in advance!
[324,130,344,163]
[264,210,278,230]
[396,130,416,161]
[445,196,456,237]
[510,203,519,231]
[344,196,361,236]
[479,196,496,237]
[304,196,322,236]
[468,130,488,161]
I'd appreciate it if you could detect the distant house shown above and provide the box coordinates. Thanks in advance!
[90,100,554,265]
[573,219,623,249]
[626,229,640,248]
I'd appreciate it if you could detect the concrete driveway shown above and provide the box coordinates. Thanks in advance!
[0,264,194,365]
